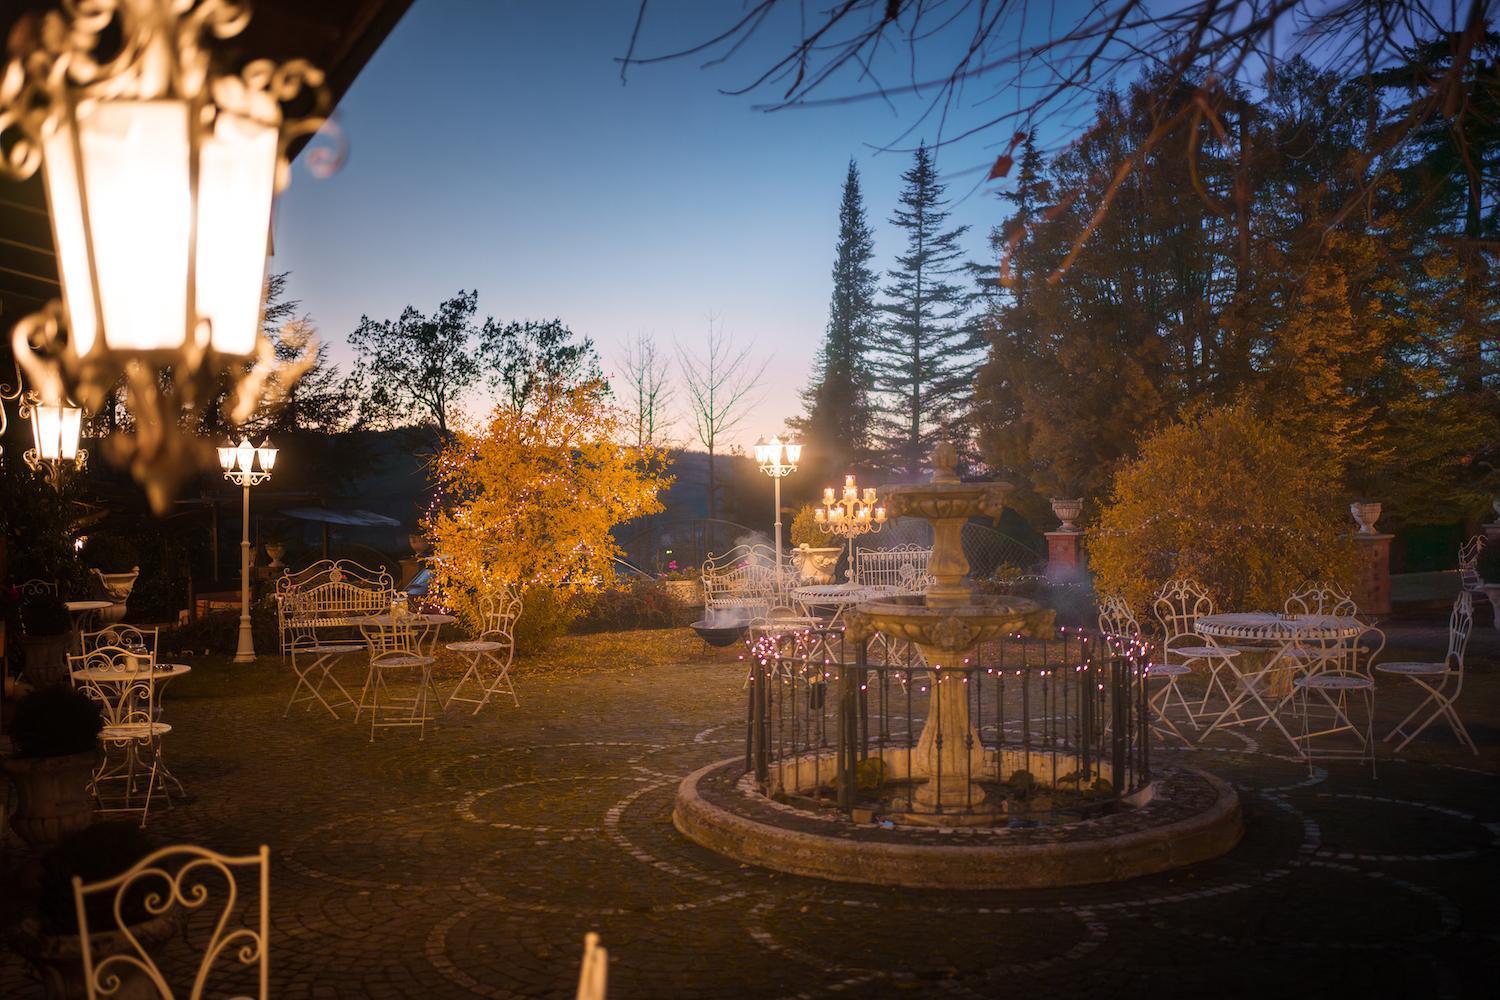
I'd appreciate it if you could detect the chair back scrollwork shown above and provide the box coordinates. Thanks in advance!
[73,843,271,1000]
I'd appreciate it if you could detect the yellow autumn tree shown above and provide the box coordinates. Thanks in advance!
[425,379,671,630]
[1089,401,1355,611]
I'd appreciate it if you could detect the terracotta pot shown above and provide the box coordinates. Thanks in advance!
[791,546,842,585]
[12,912,180,1000]
[22,634,70,689]
[2,751,98,848]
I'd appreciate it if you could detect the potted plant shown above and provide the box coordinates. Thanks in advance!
[20,592,73,689]
[788,505,840,584]
[661,569,703,606]
[2,686,102,847]
[1477,543,1500,630]
[11,821,175,1000]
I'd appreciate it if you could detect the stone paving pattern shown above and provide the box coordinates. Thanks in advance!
[3,626,1499,999]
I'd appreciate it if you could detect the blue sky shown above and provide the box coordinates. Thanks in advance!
[272,1,1081,449]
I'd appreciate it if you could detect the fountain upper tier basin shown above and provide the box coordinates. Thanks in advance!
[850,592,1055,654]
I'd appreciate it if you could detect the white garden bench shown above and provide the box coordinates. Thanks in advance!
[275,559,396,655]
[853,543,933,593]
[701,543,778,622]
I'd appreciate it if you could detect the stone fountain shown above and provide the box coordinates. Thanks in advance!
[846,442,1054,813]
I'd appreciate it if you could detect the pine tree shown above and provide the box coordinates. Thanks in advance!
[799,159,877,477]
[872,143,976,478]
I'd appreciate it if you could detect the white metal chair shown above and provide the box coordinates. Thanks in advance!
[82,623,159,657]
[576,932,608,1000]
[356,615,440,741]
[284,627,362,720]
[1100,593,1194,743]
[19,577,58,598]
[1152,579,1239,718]
[445,587,523,714]
[72,645,171,826]
[1376,591,1476,754]
[73,843,270,1000]
[1284,581,1357,617]
[1293,625,1380,776]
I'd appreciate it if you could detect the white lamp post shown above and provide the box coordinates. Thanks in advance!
[220,437,276,663]
[814,474,887,582]
[1,0,328,512]
[754,436,801,595]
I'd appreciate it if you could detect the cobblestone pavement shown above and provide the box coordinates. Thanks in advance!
[4,629,1500,999]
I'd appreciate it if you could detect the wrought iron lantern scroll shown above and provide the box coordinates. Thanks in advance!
[0,0,328,511]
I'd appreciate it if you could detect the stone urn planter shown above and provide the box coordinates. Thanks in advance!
[791,545,841,585]
[1049,497,1084,532]
[1350,501,1383,535]
[265,541,287,568]
[12,911,180,1000]
[2,752,98,848]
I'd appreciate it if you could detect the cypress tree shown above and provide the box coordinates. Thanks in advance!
[800,159,878,476]
[872,143,976,478]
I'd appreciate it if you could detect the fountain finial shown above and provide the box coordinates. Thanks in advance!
[931,441,959,484]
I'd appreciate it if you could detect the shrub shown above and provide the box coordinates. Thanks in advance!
[1089,402,1355,610]
[38,822,157,934]
[11,686,102,758]
[512,585,578,654]
[789,505,824,548]
[571,578,697,634]
[20,594,70,637]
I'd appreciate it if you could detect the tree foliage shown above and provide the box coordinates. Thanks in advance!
[1089,402,1356,612]
[424,380,671,630]
[346,291,483,434]
[974,60,1498,525]
[872,143,976,477]
[480,318,604,417]
[798,159,878,478]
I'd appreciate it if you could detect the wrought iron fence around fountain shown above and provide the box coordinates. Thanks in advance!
[743,626,1151,823]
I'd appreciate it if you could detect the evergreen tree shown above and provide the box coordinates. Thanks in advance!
[872,143,976,477]
[799,159,878,477]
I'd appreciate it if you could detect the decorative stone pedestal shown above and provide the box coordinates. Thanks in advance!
[1046,531,1085,578]
[1352,533,1393,615]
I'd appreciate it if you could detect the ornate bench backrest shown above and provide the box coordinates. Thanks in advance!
[854,544,934,592]
[702,544,777,610]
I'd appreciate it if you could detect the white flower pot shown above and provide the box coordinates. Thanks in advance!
[791,546,841,585]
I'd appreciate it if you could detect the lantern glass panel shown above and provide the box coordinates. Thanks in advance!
[77,99,192,351]
[59,405,81,460]
[197,113,278,356]
[784,443,802,465]
[40,122,98,356]
[235,438,255,473]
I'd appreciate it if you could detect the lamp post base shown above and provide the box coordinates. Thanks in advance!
[233,616,256,663]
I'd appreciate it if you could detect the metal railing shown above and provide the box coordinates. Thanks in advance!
[744,626,1150,822]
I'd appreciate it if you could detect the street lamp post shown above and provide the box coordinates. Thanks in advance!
[753,436,801,595]
[815,474,887,582]
[219,438,277,663]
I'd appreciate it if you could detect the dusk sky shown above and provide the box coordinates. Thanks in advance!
[272,1,1081,450]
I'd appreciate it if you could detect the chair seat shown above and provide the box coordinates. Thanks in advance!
[372,654,435,669]
[1169,646,1239,660]
[1147,662,1193,677]
[1295,673,1373,690]
[1375,661,1448,676]
[296,643,365,655]
[447,640,504,653]
[101,722,171,740]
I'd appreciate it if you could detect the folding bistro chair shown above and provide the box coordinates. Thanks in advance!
[356,614,440,741]
[72,646,171,826]
[1293,622,1381,776]
[1100,592,1194,743]
[445,587,523,714]
[1152,579,1240,718]
[284,628,363,719]
[1377,592,1476,754]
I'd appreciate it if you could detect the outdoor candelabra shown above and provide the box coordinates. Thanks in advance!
[220,438,277,663]
[753,435,801,594]
[814,474,887,581]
